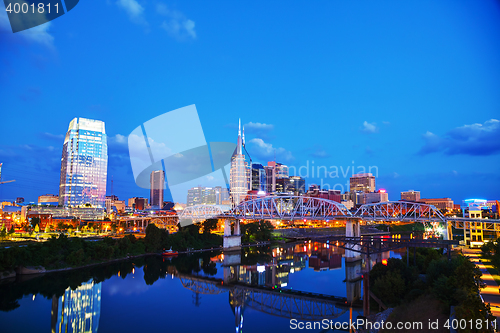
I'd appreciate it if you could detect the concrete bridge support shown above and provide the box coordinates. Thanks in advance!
[445,222,452,241]
[223,219,241,251]
[345,218,362,261]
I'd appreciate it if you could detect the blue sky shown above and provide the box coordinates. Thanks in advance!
[0,0,499,204]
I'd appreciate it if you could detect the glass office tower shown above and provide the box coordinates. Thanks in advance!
[150,170,165,208]
[58,118,108,208]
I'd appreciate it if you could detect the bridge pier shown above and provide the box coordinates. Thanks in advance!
[345,218,362,262]
[223,219,241,251]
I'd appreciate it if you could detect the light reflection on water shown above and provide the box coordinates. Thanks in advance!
[0,242,401,333]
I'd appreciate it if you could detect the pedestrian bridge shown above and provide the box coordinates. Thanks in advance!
[179,197,463,223]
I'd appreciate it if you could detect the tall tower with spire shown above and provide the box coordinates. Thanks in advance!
[230,119,251,206]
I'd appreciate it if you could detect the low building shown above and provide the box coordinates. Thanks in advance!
[401,190,420,202]
[363,190,389,204]
[420,198,454,211]
[38,194,59,206]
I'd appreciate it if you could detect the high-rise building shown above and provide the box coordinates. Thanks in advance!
[186,186,230,206]
[58,118,108,208]
[276,177,291,193]
[264,161,289,193]
[401,190,420,202]
[150,170,165,208]
[288,176,305,195]
[230,119,250,206]
[251,163,267,192]
[214,186,231,205]
[349,173,375,193]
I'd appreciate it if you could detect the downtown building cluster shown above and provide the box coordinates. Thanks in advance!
[0,117,175,233]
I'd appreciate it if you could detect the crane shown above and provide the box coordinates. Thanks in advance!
[0,163,15,184]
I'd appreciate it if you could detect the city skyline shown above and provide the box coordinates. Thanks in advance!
[1,1,499,204]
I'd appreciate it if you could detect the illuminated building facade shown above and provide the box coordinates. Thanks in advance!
[230,119,250,206]
[52,279,102,333]
[58,118,108,208]
[363,190,389,204]
[420,198,454,210]
[264,161,289,193]
[401,190,420,201]
[349,173,375,193]
[288,176,306,195]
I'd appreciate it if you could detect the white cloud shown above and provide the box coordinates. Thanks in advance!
[116,0,147,26]
[361,121,378,134]
[157,3,196,40]
[248,138,293,162]
[419,119,500,156]
[244,122,274,131]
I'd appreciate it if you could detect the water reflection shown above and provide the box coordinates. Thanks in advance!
[51,280,101,333]
[0,241,398,333]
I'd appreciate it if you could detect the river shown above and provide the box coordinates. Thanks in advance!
[0,241,401,333]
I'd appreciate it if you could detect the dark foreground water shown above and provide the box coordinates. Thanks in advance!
[0,242,401,333]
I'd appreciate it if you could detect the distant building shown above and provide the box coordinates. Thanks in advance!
[105,196,125,213]
[341,200,354,210]
[462,199,488,218]
[187,186,230,206]
[349,173,375,193]
[173,203,186,211]
[363,190,389,204]
[420,198,454,210]
[58,118,108,208]
[401,190,420,202]
[150,170,165,208]
[128,197,148,210]
[16,197,24,204]
[39,194,59,206]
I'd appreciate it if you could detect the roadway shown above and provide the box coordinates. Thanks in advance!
[462,248,500,326]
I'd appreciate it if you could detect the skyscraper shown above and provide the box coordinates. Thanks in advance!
[58,118,108,208]
[251,163,267,192]
[264,161,288,193]
[150,170,165,208]
[230,119,250,206]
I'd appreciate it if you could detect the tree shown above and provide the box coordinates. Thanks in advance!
[34,224,40,233]
[111,223,117,234]
[30,217,41,228]
[44,225,50,233]
[8,225,15,236]
[145,224,162,252]
[202,219,218,234]
[0,225,7,239]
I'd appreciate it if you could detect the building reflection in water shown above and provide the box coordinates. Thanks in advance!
[51,279,102,333]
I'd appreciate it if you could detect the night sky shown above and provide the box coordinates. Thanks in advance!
[1,0,499,204]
